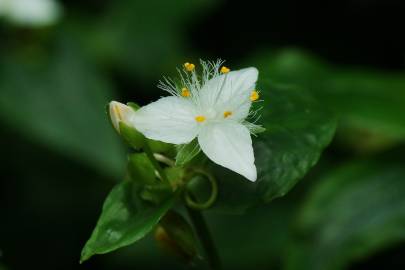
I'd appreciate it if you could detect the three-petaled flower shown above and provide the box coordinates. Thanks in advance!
[112,60,263,182]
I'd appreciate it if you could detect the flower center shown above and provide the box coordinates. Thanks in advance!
[223,111,232,118]
[195,115,206,123]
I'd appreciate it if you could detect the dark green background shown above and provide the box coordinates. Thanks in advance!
[1,0,404,269]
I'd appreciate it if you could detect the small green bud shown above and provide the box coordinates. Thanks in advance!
[109,101,145,149]
[155,211,198,263]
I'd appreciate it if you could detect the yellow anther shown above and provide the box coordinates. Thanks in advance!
[250,90,259,101]
[223,111,232,118]
[184,62,195,72]
[220,66,230,74]
[195,115,206,123]
[181,87,191,97]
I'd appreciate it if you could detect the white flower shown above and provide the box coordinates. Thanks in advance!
[109,101,136,134]
[131,60,263,182]
[0,0,61,27]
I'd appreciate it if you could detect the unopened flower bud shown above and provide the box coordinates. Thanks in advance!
[155,211,198,263]
[109,101,135,134]
[109,101,145,149]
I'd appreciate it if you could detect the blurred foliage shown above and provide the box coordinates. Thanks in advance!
[248,49,405,152]
[0,37,125,178]
[286,153,405,270]
[1,0,405,270]
[69,0,217,81]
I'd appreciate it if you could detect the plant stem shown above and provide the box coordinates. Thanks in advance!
[143,142,170,185]
[186,199,221,270]
[144,142,220,268]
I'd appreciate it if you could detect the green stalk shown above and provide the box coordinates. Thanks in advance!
[186,196,222,270]
[144,141,221,269]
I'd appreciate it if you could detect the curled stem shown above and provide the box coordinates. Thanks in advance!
[144,144,221,269]
[184,169,218,210]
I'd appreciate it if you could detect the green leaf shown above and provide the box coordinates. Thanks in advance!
[250,48,405,150]
[0,41,125,178]
[285,157,405,270]
[210,82,337,213]
[255,81,337,201]
[81,181,176,262]
[175,139,201,166]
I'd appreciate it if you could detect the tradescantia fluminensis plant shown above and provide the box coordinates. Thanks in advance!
[80,59,337,269]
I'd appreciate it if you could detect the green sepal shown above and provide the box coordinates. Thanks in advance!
[119,122,145,150]
[126,102,140,111]
[148,139,176,156]
[119,102,175,154]
[175,139,201,166]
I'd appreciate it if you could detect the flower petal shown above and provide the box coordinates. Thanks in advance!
[132,96,199,144]
[198,121,257,181]
[199,67,258,120]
